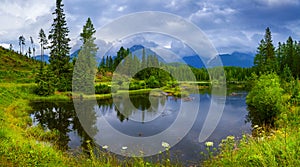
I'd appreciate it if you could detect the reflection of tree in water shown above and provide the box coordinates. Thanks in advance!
[30,95,166,150]
[31,101,98,151]
[73,100,99,150]
[31,102,74,150]
[113,93,166,123]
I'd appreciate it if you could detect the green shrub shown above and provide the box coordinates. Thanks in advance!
[146,76,160,88]
[246,73,284,127]
[95,84,111,94]
[129,81,144,90]
[34,67,55,96]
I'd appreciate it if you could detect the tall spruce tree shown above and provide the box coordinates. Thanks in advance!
[48,0,72,91]
[73,18,98,94]
[254,27,276,74]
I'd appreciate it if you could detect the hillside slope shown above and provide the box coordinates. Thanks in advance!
[0,46,40,83]
[0,46,40,71]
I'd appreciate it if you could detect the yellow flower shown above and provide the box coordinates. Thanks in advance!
[205,141,213,147]
[227,136,235,140]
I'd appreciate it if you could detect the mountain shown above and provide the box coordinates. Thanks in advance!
[33,55,50,64]
[220,52,254,67]
[182,55,205,68]
[66,45,254,68]
[129,45,166,63]
[70,49,80,59]
[183,52,254,68]
[33,49,80,64]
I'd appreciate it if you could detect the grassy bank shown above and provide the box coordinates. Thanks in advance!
[202,76,300,167]
[0,85,77,166]
[202,108,300,166]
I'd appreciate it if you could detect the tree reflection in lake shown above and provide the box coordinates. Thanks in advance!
[30,101,98,151]
[31,101,75,150]
[30,92,251,165]
[113,93,166,123]
[30,93,166,149]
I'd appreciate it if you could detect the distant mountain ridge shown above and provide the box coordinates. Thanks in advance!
[34,49,79,64]
[33,45,255,68]
[183,52,254,68]
[129,45,166,63]
[34,55,50,63]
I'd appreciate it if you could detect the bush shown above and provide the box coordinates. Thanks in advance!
[129,81,145,90]
[146,76,160,88]
[95,84,111,94]
[246,73,284,126]
[34,67,55,96]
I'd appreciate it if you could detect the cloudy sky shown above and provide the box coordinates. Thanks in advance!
[0,0,300,57]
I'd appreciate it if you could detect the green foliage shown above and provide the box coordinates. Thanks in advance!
[73,17,98,95]
[276,36,300,78]
[290,79,300,105]
[254,27,277,74]
[246,73,284,126]
[146,76,160,88]
[48,0,73,92]
[129,80,145,90]
[34,66,55,96]
[203,128,300,167]
[95,84,111,94]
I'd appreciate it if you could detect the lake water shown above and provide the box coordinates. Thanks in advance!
[30,91,251,165]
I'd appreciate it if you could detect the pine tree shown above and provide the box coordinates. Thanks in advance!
[28,47,32,58]
[73,17,98,94]
[114,47,129,71]
[30,36,35,57]
[254,27,276,74]
[133,54,140,75]
[48,0,72,91]
[38,29,48,63]
[276,36,300,78]
[98,56,106,73]
[18,35,25,55]
[108,56,113,71]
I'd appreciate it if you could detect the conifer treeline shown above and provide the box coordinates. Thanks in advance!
[253,27,300,79]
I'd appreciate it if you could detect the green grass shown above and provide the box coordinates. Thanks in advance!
[202,103,300,167]
[0,46,40,71]
[0,46,41,84]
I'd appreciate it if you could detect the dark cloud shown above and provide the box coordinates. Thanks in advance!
[1,0,300,54]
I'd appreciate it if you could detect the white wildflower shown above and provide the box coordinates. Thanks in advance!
[162,141,170,148]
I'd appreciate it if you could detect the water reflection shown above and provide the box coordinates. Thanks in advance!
[30,94,167,149]
[113,93,167,123]
[30,92,251,165]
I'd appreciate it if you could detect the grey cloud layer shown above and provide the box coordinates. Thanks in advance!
[0,0,299,54]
